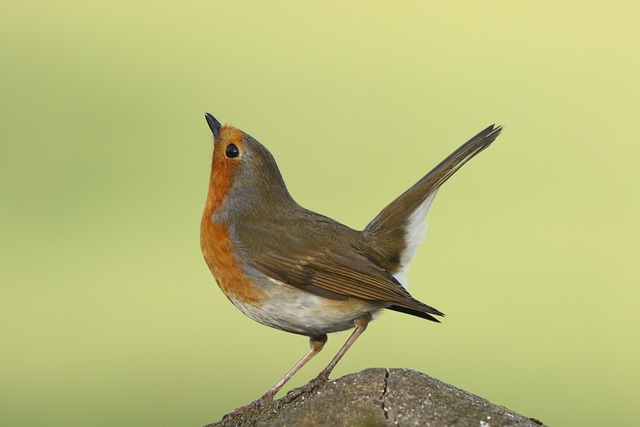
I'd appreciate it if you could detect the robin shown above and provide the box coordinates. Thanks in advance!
[200,113,502,411]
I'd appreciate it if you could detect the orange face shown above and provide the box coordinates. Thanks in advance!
[200,125,266,306]
[204,126,245,214]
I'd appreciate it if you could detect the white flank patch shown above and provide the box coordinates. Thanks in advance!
[392,190,438,289]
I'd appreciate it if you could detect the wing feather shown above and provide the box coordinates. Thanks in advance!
[250,249,443,319]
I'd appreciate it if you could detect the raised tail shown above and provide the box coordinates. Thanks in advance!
[363,125,503,284]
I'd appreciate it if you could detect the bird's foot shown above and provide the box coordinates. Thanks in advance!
[283,373,329,403]
[221,394,274,422]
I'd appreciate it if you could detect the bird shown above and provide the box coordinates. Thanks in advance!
[200,113,502,411]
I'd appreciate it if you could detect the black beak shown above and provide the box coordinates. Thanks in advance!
[204,113,221,140]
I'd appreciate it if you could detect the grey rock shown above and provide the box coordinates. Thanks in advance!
[206,368,546,427]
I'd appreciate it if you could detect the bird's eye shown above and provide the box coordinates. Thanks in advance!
[225,144,240,158]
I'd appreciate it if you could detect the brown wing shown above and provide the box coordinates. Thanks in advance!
[250,247,443,321]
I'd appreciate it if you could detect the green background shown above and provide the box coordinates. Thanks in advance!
[2,1,638,426]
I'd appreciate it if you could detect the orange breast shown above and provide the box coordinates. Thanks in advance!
[200,217,265,306]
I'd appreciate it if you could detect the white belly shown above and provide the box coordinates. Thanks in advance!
[228,277,385,337]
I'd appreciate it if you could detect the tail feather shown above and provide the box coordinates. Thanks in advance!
[364,125,502,278]
[387,303,444,322]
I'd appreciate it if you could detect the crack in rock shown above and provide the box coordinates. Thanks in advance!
[380,368,390,423]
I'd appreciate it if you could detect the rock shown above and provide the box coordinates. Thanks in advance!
[205,368,546,427]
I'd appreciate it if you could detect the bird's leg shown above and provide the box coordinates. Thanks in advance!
[222,334,327,420]
[284,313,372,402]
[315,313,372,382]
[259,334,327,402]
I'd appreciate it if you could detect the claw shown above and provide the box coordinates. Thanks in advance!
[283,375,329,403]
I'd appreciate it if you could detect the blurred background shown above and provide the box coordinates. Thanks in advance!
[1,1,638,426]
